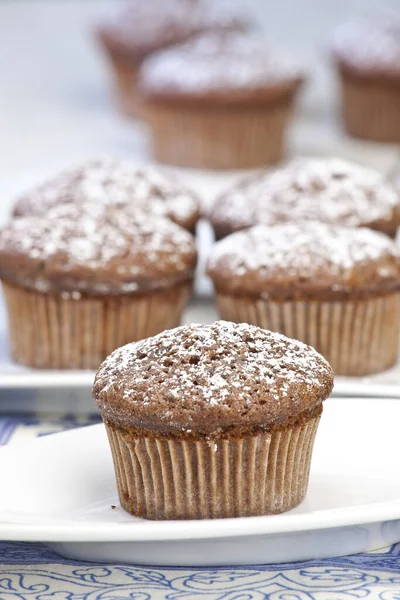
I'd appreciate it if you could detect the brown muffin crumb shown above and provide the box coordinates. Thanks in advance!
[0,207,197,295]
[210,157,400,239]
[207,223,400,301]
[93,321,333,439]
[13,159,201,233]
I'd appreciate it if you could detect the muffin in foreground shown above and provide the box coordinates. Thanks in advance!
[332,18,400,142]
[0,208,197,369]
[13,159,200,234]
[139,32,305,169]
[207,224,400,376]
[95,0,249,117]
[93,321,333,520]
[210,157,400,239]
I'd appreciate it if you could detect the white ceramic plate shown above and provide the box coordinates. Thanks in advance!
[0,397,400,566]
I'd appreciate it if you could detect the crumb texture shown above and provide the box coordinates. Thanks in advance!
[210,157,400,237]
[207,223,400,299]
[93,321,333,437]
[13,159,200,232]
[0,208,197,295]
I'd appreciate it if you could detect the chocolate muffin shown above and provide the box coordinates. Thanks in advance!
[210,157,400,239]
[0,207,197,369]
[93,320,333,520]
[95,0,249,117]
[139,32,305,169]
[207,223,400,376]
[13,159,200,234]
[332,17,400,142]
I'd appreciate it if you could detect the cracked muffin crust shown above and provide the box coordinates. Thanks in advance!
[93,320,333,439]
[0,206,197,296]
[210,157,400,239]
[13,159,201,234]
[207,223,400,301]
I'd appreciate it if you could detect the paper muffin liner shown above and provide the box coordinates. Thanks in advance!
[1,281,191,369]
[105,413,320,520]
[143,101,293,169]
[338,71,400,142]
[215,292,400,376]
[106,50,141,118]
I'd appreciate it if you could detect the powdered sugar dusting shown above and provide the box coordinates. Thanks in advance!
[13,159,200,229]
[140,32,304,95]
[0,207,196,293]
[94,321,333,421]
[207,223,400,297]
[332,17,400,76]
[211,157,400,233]
[210,221,398,270]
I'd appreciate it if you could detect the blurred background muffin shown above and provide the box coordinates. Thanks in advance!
[210,157,400,239]
[207,223,400,376]
[0,207,197,369]
[139,32,305,169]
[95,0,250,117]
[332,17,400,142]
[13,159,201,233]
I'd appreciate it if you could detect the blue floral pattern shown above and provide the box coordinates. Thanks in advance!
[1,416,400,599]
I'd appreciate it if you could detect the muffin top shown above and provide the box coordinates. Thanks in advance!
[332,17,400,77]
[207,223,400,300]
[0,207,197,296]
[96,0,248,59]
[13,160,200,233]
[139,32,305,104]
[93,321,333,439]
[210,157,400,238]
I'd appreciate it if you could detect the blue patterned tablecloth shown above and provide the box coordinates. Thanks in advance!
[1,415,400,600]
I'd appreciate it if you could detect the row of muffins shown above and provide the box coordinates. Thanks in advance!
[96,1,400,169]
[0,156,399,375]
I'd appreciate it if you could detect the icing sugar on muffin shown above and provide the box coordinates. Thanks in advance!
[95,0,249,116]
[13,159,200,233]
[210,157,400,239]
[332,17,400,141]
[0,207,197,369]
[207,222,400,376]
[139,32,305,168]
[93,320,333,519]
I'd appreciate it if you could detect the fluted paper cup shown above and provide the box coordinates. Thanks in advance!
[143,102,292,169]
[215,292,400,376]
[1,281,191,369]
[105,413,320,520]
[339,71,400,142]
